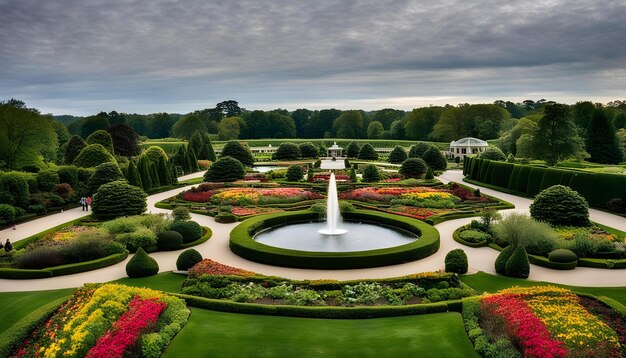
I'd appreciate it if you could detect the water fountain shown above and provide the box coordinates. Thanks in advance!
[318,173,347,235]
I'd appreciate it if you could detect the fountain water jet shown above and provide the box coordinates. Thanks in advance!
[318,173,347,235]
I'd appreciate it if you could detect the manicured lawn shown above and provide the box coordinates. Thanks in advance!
[0,288,75,334]
[113,271,185,292]
[461,271,626,306]
[164,310,478,358]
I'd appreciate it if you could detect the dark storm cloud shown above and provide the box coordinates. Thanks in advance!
[0,0,624,114]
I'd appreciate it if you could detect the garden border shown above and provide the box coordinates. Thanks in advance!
[229,209,440,269]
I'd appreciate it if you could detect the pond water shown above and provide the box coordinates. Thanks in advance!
[253,166,282,173]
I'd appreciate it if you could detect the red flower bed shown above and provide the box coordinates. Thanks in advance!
[181,191,214,202]
[481,294,568,358]
[188,259,257,278]
[385,206,436,220]
[579,297,626,357]
[312,174,350,182]
[86,296,166,358]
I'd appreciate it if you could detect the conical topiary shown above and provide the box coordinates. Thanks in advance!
[495,244,515,275]
[505,245,530,278]
[125,247,159,278]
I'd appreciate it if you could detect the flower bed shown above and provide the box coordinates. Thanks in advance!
[188,259,256,278]
[470,286,624,357]
[13,283,189,358]
[180,187,323,205]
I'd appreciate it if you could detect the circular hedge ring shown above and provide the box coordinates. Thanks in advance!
[229,210,440,269]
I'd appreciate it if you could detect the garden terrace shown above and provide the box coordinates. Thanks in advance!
[229,210,440,269]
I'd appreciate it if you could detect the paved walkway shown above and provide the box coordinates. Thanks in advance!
[1,170,625,292]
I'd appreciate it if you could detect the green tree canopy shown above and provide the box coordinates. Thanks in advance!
[218,116,241,140]
[333,111,364,138]
[86,129,114,154]
[586,108,623,164]
[220,141,254,166]
[367,121,384,139]
[64,135,87,165]
[87,162,124,195]
[298,142,319,158]
[408,142,431,158]
[361,164,380,182]
[404,106,445,140]
[172,114,207,139]
[273,143,302,160]
[92,181,147,220]
[531,104,585,166]
[107,124,140,157]
[345,141,360,158]
[422,146,448,170]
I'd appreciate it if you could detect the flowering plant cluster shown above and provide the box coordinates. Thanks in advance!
[181,187,323,205]
[384,206,437,220]
[188,258,256,278]
[14,284,189,358]
[311,174,350,182]
[231,206,282,217]
[339,186,452,203]
[479,286,623,357]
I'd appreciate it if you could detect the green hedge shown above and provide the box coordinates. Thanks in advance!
[229,210,440,269]
[452,226,488,248]
[0,297,67,357]
[489,162,514,188]
[526,167,547,196]
[507,165,520,190]
[0,252,128,279]
[578,258,626,269]
[527,254,577,270]
[515,165,532,193]
[175,293,460,319]
[181,226,212,249]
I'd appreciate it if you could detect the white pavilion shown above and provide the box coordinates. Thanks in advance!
[448,137,488,158]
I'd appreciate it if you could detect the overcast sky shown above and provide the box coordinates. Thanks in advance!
[1,0,625,115]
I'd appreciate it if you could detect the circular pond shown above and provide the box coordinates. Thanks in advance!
[254,221,419,252]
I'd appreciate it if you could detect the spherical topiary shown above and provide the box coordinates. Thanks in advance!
[444,249,468,274]
[220,141,254,166]
[505,245,530,278]
[388,146,408,164]
[86,129,115,154]
[91,181,147,220]
[479,146,506,161]
[157,230,183,251]
[361,164,380,182]
[548,249,578,263]
[73,144,117,168]
[298,142,319,158]
[285,165,304,182]
[495,245,515,275]
[169,221,203,244]
[399,158,428,178]
[125,247,159,278]
[272,143,302,160]
[87,162,124,195]
[422,146,448,171]
[357,143,378,160]
[530,185,589,227]
[176,249,203,270]
[204,156,245,182]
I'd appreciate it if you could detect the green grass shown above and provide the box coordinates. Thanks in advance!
[461,271,626,306]
[113,272,186,292]
[164,310,477,358]
[0,288,75,334]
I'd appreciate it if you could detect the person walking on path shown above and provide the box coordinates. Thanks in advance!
[80,197,87,211]
[87,196,92,211]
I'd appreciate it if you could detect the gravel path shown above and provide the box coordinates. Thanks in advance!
[1,170,625,292]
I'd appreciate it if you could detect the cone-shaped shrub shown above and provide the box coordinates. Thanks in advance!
[361,164,380,182]
[157,230,183,251]
[176,249,203,270]
[345,141,360,158]
[408,142,431,158]
[425,166,434,180]
[399,158,427,178]
[444,249,468,274]
[86,129,114,155]
[422,146,447,171]
[126,160,142,188]
[505,245,530,278]
[388,146,408,164]
[126,247,159,278]
[92,181,147,220]
[495,244,516,274]
[357,143,378,160]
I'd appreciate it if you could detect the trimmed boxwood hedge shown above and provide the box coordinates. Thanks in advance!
[229,210,440,269]
[452,226,488,248]
[181,226,212,249]
[174,293,461,319]
[0,251,128,279]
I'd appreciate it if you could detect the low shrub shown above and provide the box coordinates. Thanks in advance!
[505,245,530,278]
[176,249,203,271]
[530,185,589,227]
[169,221,202,244]
[157,230,183,251]
[116,228,157,252]
[495,245,515,275]
[445,249,468,274]
[125,247,159,277]
[459,229,491,244]
[548,249,578,263]
[215,212,237,223]
[171,206,191,221]
[0,204,17,224]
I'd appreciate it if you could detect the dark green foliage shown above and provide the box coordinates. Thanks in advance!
[106,124,141,157]
[548,249,578,263]
[345,141,360,158]
[0,204,17,224]
[125,247,159,277]
[408,142,431,158]
[533,104,581,166]
[361,164,380,182]
[203,133,217,161]
[285,165,304,182]
[56,166,78,188]
[507,165,520,190]
[91,181,147,220]
[188,130,205,158]
[506,153,516,163]
[172,206,191,221]
[157,230,183,251]
[158,155,174,185]
[515,165,532,193]
[204,156,245,182]
[0,172,30,208]
[488,162,514,188]
[399,158,427,179]
[586,108,623,164]
[478,159,491,182]
[495,245,515,275]
[125,160,142,188]
[479,146,506,161]
[149,162,161,187]
[421,146,447,171]
[220,141,254,166]
[36,170,59,192]
[357,143,378,160]
[444,249,468,274]
[187,146,199,172]
[424,167,434,180]
[72,144,117,168]
[87,162,123,195]
[388,146,407,164]
[170,221,203,244]
[298,142,319,158]
[349,168,357,182]
[171,145,192,174]
[505,245,530,278]
[539,170,564,191]
[64,135,87,165]
[176,249,203,270]
[273,143,302,160]
[526,167,547,196]
[530,185,589,226]
[86,130,114,154]
[137,155,153,190]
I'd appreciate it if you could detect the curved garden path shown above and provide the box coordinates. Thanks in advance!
[1,170,625,292]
